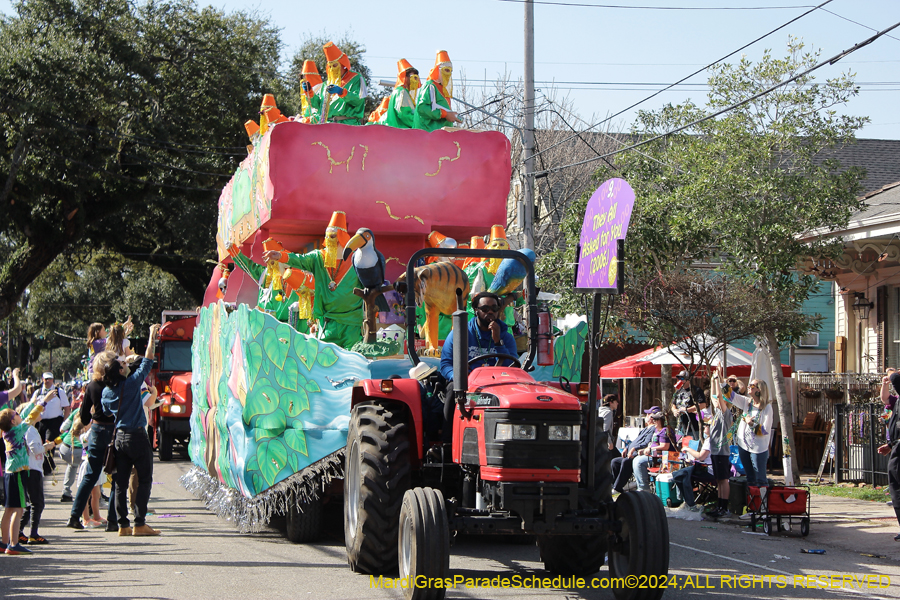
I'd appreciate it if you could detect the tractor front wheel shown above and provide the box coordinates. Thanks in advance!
[608,491,670,600]
[344,402,411,574]
[398,487,450,600]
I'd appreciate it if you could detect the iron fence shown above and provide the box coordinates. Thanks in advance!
[795,371,884,423]
[834,402,889,485]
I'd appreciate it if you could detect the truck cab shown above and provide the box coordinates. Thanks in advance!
[150,310,197,461]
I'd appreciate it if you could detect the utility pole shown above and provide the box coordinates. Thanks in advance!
[523,0,535,251]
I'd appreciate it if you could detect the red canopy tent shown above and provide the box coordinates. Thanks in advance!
[599,346,792,379]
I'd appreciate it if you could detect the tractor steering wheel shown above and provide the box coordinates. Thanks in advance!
[468,353,522,369]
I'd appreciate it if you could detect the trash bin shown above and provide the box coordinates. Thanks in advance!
[729,476,747,515]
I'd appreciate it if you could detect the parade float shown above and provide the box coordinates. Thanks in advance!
[180,46,590,539]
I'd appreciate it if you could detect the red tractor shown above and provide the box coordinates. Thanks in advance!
[150,310,196,461]
[343,248,669,600]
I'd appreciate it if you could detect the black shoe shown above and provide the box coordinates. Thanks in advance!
[60,494,73,503]
[894,533,900,542]
[66,517,85,530]
[105,523,119,533]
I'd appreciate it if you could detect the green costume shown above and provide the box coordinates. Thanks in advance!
[286,250,363,349]
[385,85,416,129]
[231,251,308,333]
[414,79,454,132]
[310,73,367,124]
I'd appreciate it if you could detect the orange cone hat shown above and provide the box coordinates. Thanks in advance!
[489,224,507,242]
[327,210,351,247]
[262,238,285,252]
[302,60,323,87]
[396,58,414,86]
[435,50,452,68]
[469,236,486,250]
[427,231,448,248]
[244,120,260,139]
[260,94,277,110]
[323,42,344,63]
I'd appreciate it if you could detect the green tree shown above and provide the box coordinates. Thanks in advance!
[548,40,867,481]
[0,0,283,320]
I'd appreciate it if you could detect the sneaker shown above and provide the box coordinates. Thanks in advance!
[706,508,729,519]
[5,543,33,555]
[66,517,85,530]
[105,522,119,533]
[118,527,133,537]
[0,542,6,552]
[687,505,702,513]
[27,535,48,545]
[888,501,893,507]
[60,494,73,503]
[739,512,754,520]
[894,533,900,542]
[132,525,161,537]
[86,519,105,529]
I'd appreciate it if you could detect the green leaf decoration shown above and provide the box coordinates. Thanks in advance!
[253,428,275,442]
[243,383,278,426]
[287,452,299,473]
[284,428,309,457]
[246,455,259,472]
[248,308,265,339]
[247,342,263,384]
[254,409,287,437]
[258,438,289,487]
[282,389,309,418]
[299,336,319,370]
[262,358,270,375]
[263,327,289,370]
[305,379,320,393]
[275,357,299,391]
[317,346,338,368]
[252,474,263,492]
[293,335,307,365]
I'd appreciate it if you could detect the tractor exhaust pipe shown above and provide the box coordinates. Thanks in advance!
[452,302,469,417]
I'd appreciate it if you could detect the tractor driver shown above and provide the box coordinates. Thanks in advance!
[439,292,519,383]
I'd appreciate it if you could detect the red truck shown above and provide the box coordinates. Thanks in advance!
[150,310,197,461]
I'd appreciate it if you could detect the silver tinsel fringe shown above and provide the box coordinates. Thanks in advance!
[179,449,345,533]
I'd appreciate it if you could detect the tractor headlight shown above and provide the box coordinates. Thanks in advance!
[169,405,184,414]
[548,425,576,441]
[495,423,537,441]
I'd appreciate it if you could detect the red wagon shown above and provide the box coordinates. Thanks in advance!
[747,485,811,536]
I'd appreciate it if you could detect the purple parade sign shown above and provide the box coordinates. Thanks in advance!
[575,178,635,291]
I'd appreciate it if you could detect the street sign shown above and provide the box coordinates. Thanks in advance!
[574,178,635,293]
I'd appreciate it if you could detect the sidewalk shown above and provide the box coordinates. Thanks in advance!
[719,492,900,560]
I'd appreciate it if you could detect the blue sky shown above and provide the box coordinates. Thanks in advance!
[3,0,899,138]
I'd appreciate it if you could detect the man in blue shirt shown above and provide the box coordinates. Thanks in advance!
[439,292,519,383]
[610,410,657,494]
[99,323,161,537]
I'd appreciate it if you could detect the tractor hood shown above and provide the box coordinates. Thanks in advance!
[467,367,582,411]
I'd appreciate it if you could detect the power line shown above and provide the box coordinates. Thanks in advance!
[532,19,900,178]
[495,0,815,9]
[528,0,836,163]
[822,8,900,43]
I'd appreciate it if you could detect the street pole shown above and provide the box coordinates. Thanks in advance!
[523,0,535,251]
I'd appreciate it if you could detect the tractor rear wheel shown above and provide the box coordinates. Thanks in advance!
[344,402,411,574]
[580,404,613,508]
[286,495,323,543]
[538,533,607,576]
[398,487,450,600]
[608,491,670,600]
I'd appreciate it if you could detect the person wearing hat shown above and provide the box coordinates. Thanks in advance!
[311,41,367,124]
[414,50,463,132]
[258,94,289,136]
[262,211,364,349]
[298,60,323,123]
[366,97,390,124]
[632,410,674,493]
[610,410,656,494]
[227,238,310,333]
[29,372,69,446]
[672,370,703,440]
[385,59,420,129]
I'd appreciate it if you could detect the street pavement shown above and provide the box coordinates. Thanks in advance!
[1,459,899,600]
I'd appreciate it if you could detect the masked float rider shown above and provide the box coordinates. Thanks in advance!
[258,94,289,135]
[384,59,420,129]
[367,97,390,125]
[227,239,314,334]
[464,225,520,328]
[310,42,367,125]
[414,50,463,132]
[298,60,323,124]
[262,211,364,350]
